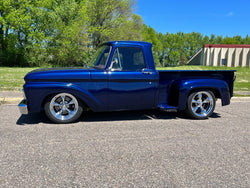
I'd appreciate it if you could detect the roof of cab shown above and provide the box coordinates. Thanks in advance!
[106,41,152,47]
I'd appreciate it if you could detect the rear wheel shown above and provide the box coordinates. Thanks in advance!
[44,93,83,123]
[186,90,216,119]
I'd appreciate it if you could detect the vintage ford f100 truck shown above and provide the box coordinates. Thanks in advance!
[19,41,235,123]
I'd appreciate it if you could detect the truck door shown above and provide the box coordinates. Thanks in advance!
[108,47,157,111]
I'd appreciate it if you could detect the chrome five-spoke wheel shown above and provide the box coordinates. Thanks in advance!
[45,93,83,123]
[186,90,216,119]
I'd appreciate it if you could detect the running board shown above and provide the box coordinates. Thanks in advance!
[158,104,178,112]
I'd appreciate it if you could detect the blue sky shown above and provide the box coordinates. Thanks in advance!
[135,0,250,37]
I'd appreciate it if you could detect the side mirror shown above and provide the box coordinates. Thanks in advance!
[110,57,118,68]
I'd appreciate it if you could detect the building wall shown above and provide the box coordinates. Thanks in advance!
[188,45,250,67]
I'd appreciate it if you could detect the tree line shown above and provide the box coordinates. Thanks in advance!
[1,0,250,67]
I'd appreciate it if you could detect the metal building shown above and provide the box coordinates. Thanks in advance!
[188,44,250,67]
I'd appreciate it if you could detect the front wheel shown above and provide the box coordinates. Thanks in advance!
[186,90,216,119]
[44,93,83,123]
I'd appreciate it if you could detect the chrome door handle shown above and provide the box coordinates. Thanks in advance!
[143,71,153,75]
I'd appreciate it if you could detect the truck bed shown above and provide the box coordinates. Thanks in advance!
[157,70,236,108]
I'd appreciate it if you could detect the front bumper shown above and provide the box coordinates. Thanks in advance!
[18,99,28,115]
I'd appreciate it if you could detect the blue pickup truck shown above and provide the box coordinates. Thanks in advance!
[19,41,235,123]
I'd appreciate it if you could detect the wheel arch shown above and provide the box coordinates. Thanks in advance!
[187,87,221,99]
[41,92,90,112]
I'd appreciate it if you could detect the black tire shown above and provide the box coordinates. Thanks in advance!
[44,93,83,124]
[186,90,216,119]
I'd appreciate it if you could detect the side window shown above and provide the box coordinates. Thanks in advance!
[111,49,122,70]
[95,46,111,69]
[111,47,146,71]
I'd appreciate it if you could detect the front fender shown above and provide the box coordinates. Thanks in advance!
[175,79,230,111]
[24,82,102,113]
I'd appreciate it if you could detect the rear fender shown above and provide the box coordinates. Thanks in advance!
[173,79,230,111]
[24,82,102,113]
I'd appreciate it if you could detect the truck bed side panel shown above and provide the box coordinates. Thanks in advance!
[158,70,235,109]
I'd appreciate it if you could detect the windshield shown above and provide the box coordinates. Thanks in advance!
[88,45,111,69]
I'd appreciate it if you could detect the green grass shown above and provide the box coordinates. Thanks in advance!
[157,66,250,92]
[0,67,37,91]
[0,66,249,92]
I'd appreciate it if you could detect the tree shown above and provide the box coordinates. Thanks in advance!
[0,0,36,66]
[46,0,90,66]
[243,35,250,44]
[221,37,240,44]
[112,14,144,41]
[87,0,137,48]
[142,25,162,66]
[0,0,91,66]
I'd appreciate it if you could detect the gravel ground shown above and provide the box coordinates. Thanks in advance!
[0,101,249,187]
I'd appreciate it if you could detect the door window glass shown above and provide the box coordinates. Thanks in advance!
[111,47,146,71]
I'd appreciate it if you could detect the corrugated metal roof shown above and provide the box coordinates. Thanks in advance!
[204,44,250,48]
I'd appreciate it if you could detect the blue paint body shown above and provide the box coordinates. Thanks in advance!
[23,41,235,113]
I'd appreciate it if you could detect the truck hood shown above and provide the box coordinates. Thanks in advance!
[24,67,92,82]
